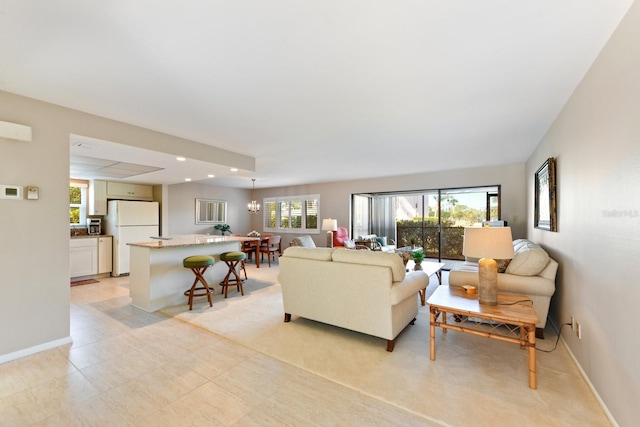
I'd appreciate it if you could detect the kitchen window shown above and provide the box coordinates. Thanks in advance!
[70,180,88,226]
[263,194,319,233]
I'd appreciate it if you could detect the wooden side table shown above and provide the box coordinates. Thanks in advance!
[427,285,540,389]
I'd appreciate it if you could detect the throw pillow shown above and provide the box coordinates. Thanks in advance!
[343,239,356,249]
[505,241,550,276]
[291,235,316,248]
[375,236,387,247]
[496,259,510,273]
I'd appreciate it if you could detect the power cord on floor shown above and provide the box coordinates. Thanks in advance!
[536,322,572,352]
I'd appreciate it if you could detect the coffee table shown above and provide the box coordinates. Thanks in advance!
[427,286,540,389]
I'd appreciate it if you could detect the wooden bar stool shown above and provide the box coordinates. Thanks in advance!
[219,251,246,298]
[182,255,215,310]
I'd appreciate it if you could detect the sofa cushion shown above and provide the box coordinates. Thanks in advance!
[283,246,333,261]
[505,240,550,276]
[290,235,316,248]
[332,249,405,282]
[343,239,356,249]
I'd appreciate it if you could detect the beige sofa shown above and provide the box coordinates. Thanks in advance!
[278,247,429,351]
[448,239,558,336]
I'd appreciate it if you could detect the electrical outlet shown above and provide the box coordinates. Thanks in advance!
[571,316,576,331]
[576,322,582,339]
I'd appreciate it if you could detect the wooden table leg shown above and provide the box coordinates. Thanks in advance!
[419,288,426,306]
[430,307,436,360]
[528,324,537,389]
[441,310,447,334]
[254,241,261,268]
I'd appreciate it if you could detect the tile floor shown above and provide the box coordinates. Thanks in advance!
[0,274,434,426]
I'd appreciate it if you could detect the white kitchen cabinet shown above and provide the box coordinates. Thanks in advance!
[89,179,107,215]
[106,182,153,200]
[70,238,98,278]
[98,236,113,274]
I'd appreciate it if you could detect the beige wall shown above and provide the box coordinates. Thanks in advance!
[0,92,71,360]
[167,182,251,236]
[526,2,640,425]
[0,90,254,360]
[249,164,526,248]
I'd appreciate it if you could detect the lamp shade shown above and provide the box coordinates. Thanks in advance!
[462,227,514,260]
[321,218,338,231]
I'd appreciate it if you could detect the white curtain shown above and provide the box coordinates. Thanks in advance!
[372,195,396,241]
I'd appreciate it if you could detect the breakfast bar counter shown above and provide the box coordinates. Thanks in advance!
[128,235,258,312]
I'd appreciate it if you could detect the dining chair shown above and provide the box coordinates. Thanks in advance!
[260,235,282,267]
[240,240,257,264]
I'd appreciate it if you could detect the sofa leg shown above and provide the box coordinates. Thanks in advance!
[386,340,395,352]
[410,317,416,325]
[535,327,544,339]
[284,313,291,322]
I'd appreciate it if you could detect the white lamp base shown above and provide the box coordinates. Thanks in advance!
[477,257,498,305]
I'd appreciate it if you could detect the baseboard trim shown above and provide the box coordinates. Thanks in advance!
[0,336,72,365]
[549,318,618,427]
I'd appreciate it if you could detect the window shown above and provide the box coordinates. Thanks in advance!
[263,194,320,233]
[70,180,88,226]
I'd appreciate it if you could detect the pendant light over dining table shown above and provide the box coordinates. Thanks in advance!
[247,178,261,213]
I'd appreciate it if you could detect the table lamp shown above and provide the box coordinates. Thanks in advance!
[322,218,338,248]
[462,226,514,305]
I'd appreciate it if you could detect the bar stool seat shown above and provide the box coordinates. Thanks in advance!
[182,255,215,310]
[219,251,246,298]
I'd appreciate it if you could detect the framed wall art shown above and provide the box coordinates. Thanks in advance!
[195,198,227,224]
[534,157,557,231]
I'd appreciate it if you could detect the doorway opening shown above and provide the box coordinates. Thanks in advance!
[352,185,502,269]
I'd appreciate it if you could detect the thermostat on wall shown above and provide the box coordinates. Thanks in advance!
[0,185,23,200]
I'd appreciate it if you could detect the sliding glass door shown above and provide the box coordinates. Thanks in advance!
[353,186,501,265]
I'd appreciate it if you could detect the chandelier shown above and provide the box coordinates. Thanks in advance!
[247,178,261,213]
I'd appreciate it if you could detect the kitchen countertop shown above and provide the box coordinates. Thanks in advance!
[70,235,112,239]
[127,234,259,249]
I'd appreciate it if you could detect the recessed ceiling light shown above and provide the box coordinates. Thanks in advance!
[185,178,191,181]
[208,174,214,178]
[230,168,238,172]
[176,156,186,161]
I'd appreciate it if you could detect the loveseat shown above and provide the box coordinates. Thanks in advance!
[448,239,558,336]
[278,247,429,351]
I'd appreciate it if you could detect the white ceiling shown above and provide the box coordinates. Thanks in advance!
[1,1,634,189]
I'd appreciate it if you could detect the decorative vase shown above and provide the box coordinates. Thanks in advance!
[413,261,423,271]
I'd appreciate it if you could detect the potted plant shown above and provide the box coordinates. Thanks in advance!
[411,249,425,270]
[214,224,232,235]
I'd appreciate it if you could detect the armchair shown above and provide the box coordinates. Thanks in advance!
[332,227,349,247]
[355,234,396,252]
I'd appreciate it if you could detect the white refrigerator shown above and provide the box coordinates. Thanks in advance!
[105,200,159,276]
